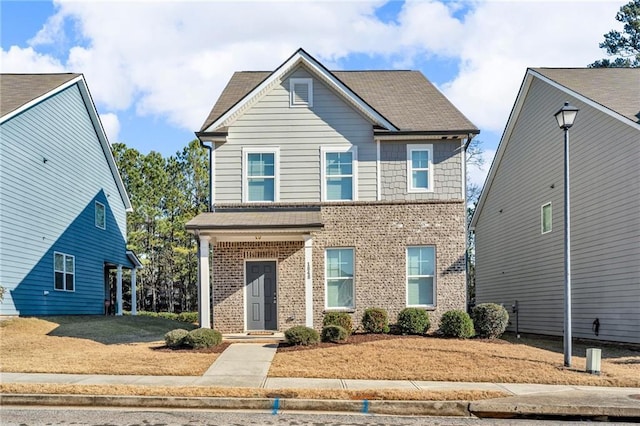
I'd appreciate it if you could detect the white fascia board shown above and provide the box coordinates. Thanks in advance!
[470,69,534,230]
[76,77,133,212]
[0,75,83,124]
[204,49,398,132]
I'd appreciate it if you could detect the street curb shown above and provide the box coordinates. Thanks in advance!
[469,401,640,420]
[0,394,471,416]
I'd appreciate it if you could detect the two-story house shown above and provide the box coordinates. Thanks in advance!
[186,49,479,333]
[0,73,141,317]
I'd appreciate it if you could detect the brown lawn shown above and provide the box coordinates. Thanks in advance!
[270,334,640,387]
[0,316,219,376]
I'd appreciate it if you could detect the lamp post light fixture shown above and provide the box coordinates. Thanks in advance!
[554,101,579,368]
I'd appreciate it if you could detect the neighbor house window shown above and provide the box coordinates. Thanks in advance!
[541,202,552,234]
[95,201,106,229]
[289,78,313,107]
[325,248,355,309]
[321,147,357,201]
[406,246,435,307]
[243,148,279,202]
[407,144,433,192]
[54,252,75,292]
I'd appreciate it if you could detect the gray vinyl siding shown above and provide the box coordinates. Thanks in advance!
[0,84,130,315]
[474,77,640,344]
[380,140,463,200]
[214,67,375,203]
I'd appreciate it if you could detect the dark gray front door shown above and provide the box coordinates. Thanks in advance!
[246,261,277,330]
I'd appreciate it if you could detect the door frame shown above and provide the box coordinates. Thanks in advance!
[243,258,278,331]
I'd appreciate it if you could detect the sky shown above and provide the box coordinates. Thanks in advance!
[0,0,625,189]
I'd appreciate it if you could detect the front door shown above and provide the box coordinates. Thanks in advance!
[245,261,277,330]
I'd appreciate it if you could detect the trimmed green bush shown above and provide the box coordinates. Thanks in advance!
[158,312,179,321]
[322,312,353,335]
[321,325,349,343]
[472,303,509,339]
[285,326,320,346]
[164,328,189,348]
[397,308,430,335]
[184,328,222,349]
[177,312,198,323]
[361,307,390,334]
[439,310,475,338]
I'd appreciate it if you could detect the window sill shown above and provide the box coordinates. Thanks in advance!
[406,305,436,311]
[323,308,355,314]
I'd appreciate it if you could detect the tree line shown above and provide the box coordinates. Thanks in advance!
[112,140,209,313]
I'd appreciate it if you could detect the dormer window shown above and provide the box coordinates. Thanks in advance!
[290,78,313,107]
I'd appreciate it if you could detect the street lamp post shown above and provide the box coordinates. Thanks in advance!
[554,101,579,368]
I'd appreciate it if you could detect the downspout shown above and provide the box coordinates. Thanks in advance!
[462,133,475,311]
[199,140,214,212]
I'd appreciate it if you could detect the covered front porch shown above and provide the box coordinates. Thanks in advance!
[186,208,323,332]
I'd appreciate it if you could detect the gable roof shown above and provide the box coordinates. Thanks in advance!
[198,48,478,135]
[0,73,133,212]
[470,67,640,230]
[533,68,640,124]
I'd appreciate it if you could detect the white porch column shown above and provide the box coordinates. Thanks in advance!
[198,235,211,328]
[116,265,123,316]
[130,268,137,316]
[304,235,314,328]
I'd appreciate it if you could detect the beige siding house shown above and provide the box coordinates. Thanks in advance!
[471,68,640,344]
[187,49,478,333]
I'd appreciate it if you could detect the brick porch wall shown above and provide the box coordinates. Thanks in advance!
[210,201,466,333]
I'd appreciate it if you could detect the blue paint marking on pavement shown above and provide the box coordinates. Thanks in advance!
[362,399,369,413]
[272,397,280,415]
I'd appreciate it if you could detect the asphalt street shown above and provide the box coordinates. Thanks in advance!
[2,407,636,426]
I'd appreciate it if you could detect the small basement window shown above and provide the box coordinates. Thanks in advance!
[290,78,313,107]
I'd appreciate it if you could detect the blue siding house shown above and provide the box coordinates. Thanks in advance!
[0,73,141,316]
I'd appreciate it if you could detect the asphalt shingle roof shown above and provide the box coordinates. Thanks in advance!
[185,209,323,230]
[200,70,478,133]
[0,73,81,118]
[533,68,640,124]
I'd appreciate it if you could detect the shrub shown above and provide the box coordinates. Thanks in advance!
[472,303,509,339]
[285,326,320,346]
[158,312,179,321]
[361,308,390,334]
[164,328,189,348]
[184,328,222,349]
[177,312,198,324]
[397,308,430,335]
[321,325,349,343]
[439,310,475,338]
[322,312,353,335]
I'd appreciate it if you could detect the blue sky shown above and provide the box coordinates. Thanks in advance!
[1,0,625,187]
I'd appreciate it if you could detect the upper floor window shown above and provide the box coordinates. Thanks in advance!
[406,246,435,307]
[325,248,355,310]
[407,144,433,192]
[243,148,279,203]
[290,78,313,107]
[95,201,106,229]
[321,146,357,201]
[54,252,75,292]
[541,202,552,234]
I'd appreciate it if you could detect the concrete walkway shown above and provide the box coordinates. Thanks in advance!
[201,343,278,387]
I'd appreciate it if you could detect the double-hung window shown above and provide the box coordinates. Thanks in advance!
[243,148,279,202]
[321,147,357,201]
[407,144,433,192]
[54,252,75,292]
[406,246,435,307]
[95,201,106,229]
[325,248,355,309]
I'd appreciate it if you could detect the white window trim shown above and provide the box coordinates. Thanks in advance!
[289,78,313,107]
[95,201,106,229]
[541,202,552,234]
[406,246,436,308]
[324,247,355,311]
[242,147,280,203]
[320,146,358,202]
[53,252,75,292]
[406,144,434,193]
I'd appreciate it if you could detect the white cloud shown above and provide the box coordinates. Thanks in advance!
[2,0,626,140]
[99,112,121,144]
